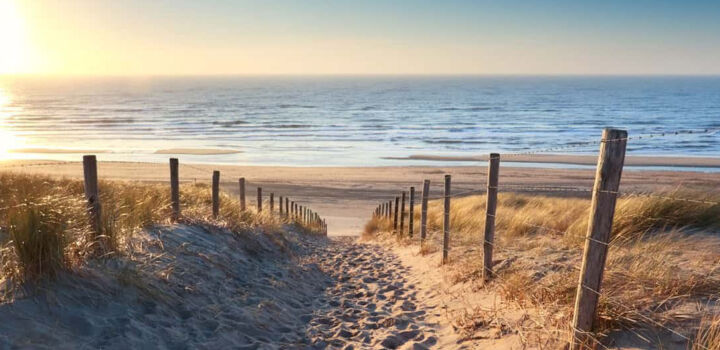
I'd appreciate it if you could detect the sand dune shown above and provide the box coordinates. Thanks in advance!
[0,224,444,349]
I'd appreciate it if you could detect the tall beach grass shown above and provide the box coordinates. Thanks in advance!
[0,172,320,296]
[365,190,720,346]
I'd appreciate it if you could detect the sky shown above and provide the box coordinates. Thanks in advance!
[2,0,720,76]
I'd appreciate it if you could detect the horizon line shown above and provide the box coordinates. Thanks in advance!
[3,73,720,79]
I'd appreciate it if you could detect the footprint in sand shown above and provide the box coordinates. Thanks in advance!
[307,237,438,349]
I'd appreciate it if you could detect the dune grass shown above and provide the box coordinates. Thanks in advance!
[364,190,720,347]
[0,172,321,295]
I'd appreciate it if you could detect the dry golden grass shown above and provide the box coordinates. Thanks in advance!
[365,190,720,347]
[0,172,321,294]
[694,314,720,350]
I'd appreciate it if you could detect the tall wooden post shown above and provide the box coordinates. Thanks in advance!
[409,187,415,238]
[257,187,262,212]
[212,171,220,218]
[421,180,430,243]
[285,197,289,218]
[570,129,627,349]
[400,191,406,235]
[170,158,180,221]
[83,155,102,236]
[393,196,399,232]
[483,153,500,281]
[239,178,246,211]
[279,196,283,215]
[270,193,274,212]
[442,175,451,265]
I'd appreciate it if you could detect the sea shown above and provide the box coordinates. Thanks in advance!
[0,76,718,168]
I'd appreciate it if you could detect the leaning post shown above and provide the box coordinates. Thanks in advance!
[569,129,627,350]
[212,171,220,218]
[442,175,451,265]
[170,158,180,221]
[257,187,262,212]
[409,187,415,238]
[421,180,430,244]
[400,191,406,235]
[83,155,102,237]
[393,196,399,233]
[239,178,246,211]
[482,153,500,282]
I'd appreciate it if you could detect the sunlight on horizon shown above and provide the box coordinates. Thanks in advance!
[0,88,26,159]
[0,0,32,74]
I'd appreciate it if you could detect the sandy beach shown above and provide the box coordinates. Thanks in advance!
[2,158,719,236]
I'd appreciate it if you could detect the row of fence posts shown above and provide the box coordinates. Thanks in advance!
[371,128,628,349]
[82,156,328,237]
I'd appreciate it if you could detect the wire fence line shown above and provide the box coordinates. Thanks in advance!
[371,127,718,349]
[503,126,720,157]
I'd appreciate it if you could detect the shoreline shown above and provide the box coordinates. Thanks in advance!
[383,153,720,168]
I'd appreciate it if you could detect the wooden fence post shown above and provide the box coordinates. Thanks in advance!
[442,175,451,265]
[393,196,399,233]
[212,170,220,218]
[569,129,627,349]
[285,197,289,218]
[270,193,274,212]
[421,180,430,243]
[257,187,262,212]
[169,158,180,221]
[400,191,406,235]
[387,200,392,218]
[409,187,415,238]
[279,196,283,215]
[483,153,500,281]
[239,178,246,211]
[83,155,102,236]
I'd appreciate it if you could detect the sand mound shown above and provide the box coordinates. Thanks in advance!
[0,225,332,348]
[0,226,441,349]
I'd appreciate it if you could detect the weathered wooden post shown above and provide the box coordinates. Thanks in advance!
[421,180,430,243]
[270,193,274,212]
[279,196,283,215]
[483,153,500,282]
[570,129,627,350]
[239,178,246,211]
[409,187,415,238]
[285,197,289,218]
[442,175,451,265]
[170,158,180,221]
[83,155,102,236]
[257,187,262,212]
[393,196,399,232]
[400,191,406,235]
[212,170,220,218]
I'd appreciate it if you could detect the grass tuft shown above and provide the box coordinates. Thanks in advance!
[365,189,720,346]
[0,172,322,295]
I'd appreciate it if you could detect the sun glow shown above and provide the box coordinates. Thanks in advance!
[0,0,31,74]
[0,88,25,159]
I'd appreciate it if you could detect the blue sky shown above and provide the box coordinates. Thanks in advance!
[6,0,720,75]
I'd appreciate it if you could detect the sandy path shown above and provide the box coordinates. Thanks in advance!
[309,237,439,349]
